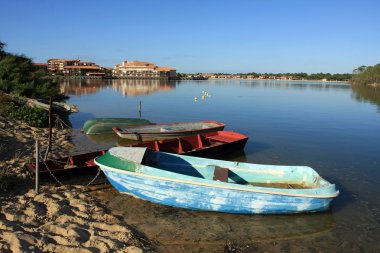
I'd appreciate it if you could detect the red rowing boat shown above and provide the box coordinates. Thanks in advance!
[26,131,248,179]
[26,150,106,179]
[133,130,248,157]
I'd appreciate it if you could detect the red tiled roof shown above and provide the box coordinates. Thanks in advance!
[122,60,156,68]
[156,67,175,71]
[48,59,79,62]
[64,65,100,69]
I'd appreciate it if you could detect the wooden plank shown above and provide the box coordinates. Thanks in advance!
[213,166,229,182]
[206,135,236,143]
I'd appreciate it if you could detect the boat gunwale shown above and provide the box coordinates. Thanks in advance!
[94,158,339,199]
[148,131,248,151]
[83,118,152,135]
[113,120,225,135]
[27,150,106,173]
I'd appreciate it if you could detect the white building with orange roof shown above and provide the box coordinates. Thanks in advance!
[155,67,176,78]
[113,60,176,79]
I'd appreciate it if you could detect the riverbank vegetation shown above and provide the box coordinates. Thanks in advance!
[0,41,62,99]
[184,72,353,81]
[0,41,65,127]
[351,64,380,87]
[0,94,48,127]
[242,72,352,81]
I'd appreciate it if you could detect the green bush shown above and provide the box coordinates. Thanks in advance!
[0,101,48,127]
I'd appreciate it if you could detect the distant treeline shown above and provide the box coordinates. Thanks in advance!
[237,72,352,81]
[351,64,380,86]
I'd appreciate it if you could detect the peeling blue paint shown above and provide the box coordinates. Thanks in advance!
[95,147,338,214]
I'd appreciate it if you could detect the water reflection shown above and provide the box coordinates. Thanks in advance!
[60,78,109,95]
[351,85,380,110]
[59,78,176,97]
[85,133,120,144]
[207,79,351,90]
[111,79,176,96]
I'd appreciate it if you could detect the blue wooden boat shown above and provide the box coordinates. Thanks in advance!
[94,147,339,214]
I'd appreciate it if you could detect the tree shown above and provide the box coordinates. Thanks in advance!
[353,65,368,74]
[0,41,5,57]
[0,40,61,98]
[351,63,380,86]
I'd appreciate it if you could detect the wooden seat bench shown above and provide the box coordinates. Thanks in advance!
[206,135,236,143]
[213,166,229,182]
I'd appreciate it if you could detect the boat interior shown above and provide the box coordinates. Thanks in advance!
[135,132,242,154]
[141,149,321,190]
[28,150,105,173]
[116,121,223,134]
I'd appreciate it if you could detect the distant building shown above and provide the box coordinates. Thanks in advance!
[47,59,79,73]
[63,65,101,75]
[32,63,48,71]
[155,67,176,79]
[47,59,109,76]
[113,60,176,79]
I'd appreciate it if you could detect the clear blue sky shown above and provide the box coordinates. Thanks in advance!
[1,0,379,73]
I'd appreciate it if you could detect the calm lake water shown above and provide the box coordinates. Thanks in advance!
[62,78,380,252]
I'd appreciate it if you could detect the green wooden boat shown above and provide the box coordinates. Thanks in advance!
[83,118,153,135]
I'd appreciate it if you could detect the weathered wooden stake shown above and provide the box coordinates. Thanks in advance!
[44,97,53,160]
[48,96,52,147]
[35,139,40,194]
[139,100,142,118]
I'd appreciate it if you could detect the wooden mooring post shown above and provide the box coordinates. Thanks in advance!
[35,139,40,194]
[139,100,142,118]
[44,97,53,161]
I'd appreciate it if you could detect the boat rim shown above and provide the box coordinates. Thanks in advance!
[113,120,225,134]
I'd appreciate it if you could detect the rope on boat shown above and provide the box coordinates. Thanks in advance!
[38,150,103,187]
[31,117,101,187]
[84,168,102,187]
[39,152,64,186]
[54,114,71,129]
[49,158,68,165]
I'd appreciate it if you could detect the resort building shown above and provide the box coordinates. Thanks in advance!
[155,67,177,79]
[47,59,110,76]
[113,60,176,79]
[32,63,48,71]
[47,59,79,73]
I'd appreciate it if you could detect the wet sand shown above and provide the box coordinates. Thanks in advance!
[0,116,155,252]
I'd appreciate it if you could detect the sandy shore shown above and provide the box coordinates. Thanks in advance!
[0,116,155,252]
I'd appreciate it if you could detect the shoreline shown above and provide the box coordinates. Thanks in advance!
[0,116,156,252]
[208,77,351,83]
